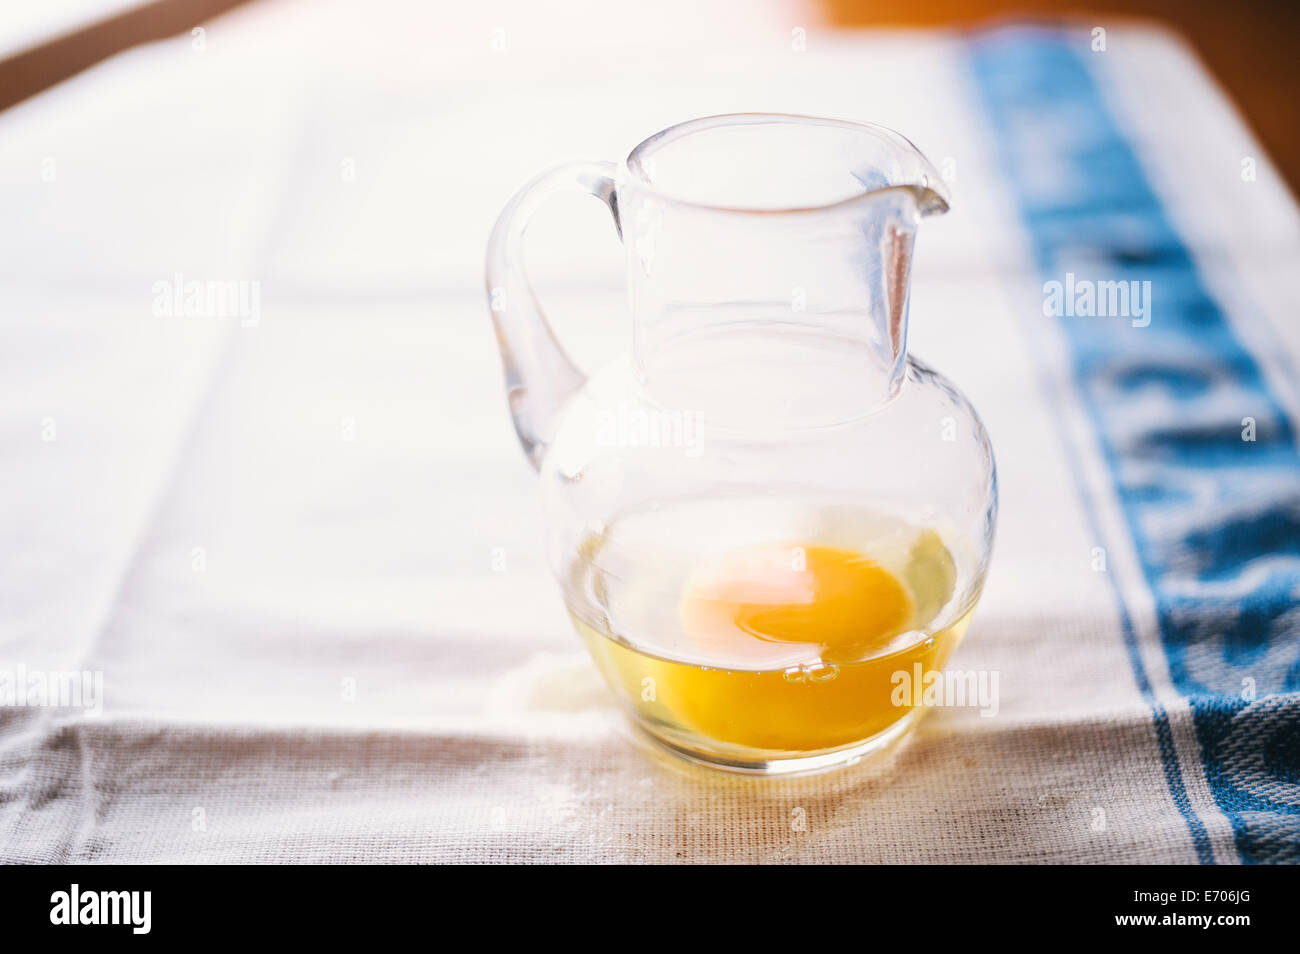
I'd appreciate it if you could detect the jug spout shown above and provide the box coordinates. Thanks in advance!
[894,181,950,217]
[848,152,950,221]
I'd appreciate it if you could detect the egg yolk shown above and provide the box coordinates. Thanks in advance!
[679,543,914,660]
[652,543,928,752]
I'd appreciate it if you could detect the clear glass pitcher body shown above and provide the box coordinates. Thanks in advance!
[487,115,997,774]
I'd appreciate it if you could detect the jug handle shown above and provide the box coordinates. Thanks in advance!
[485,160,621,469]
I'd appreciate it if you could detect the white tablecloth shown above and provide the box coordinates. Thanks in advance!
[3,1,1298,863]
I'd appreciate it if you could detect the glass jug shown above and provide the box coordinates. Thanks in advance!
[486,114,997,774]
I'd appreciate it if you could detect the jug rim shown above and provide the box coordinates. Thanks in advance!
[622,112,951,217]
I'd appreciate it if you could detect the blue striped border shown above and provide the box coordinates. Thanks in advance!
[969,27,1300,864]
